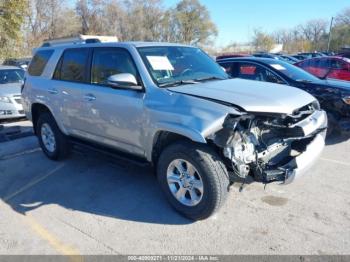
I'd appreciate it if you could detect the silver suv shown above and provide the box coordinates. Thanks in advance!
[22,40,327,220]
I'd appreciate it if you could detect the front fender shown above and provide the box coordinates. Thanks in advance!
[142,89,242,161]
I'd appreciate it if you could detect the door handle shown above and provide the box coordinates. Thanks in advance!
[84,94,96,101]
[48,88,58,94]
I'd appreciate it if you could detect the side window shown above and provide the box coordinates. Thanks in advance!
[330,59,347,69]
[237,63,284,84]
[299,60,311,68]
[91,48,138,85]
[28,49,54,76]
[318,58,329,68]
[219,62,238,77]
[58,48,89,82]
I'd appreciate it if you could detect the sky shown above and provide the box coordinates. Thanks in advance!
[163,0,350,47]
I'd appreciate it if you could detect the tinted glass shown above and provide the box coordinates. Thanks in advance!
[138,46,228,86]
[60,48,89,82]
[91,48,137,84]
[265,59,319,82]
[0,69,24,84]
[330,59,347,69]
[317,58,329,68]
[231,62,285,84]
[28,50,54,76]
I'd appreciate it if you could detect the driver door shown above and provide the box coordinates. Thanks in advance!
[80,47,145,156]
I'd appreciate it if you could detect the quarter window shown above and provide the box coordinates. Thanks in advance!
[59,48,89,82]
[28,50,54,76]
[91,48,138,85]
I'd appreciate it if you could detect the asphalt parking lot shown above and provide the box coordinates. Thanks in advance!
[0,120,350,255]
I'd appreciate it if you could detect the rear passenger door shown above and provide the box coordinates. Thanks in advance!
[52,48,91,133]
[80,47,145,156]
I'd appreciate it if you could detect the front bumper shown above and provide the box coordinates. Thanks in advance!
[282,131,326,184]
[0,96,25,120]
[264,110,327,184]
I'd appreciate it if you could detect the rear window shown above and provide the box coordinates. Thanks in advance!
[28,50,54,76]
[55,48,89,83]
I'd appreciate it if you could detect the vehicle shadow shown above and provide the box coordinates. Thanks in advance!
[0,119,33,142]
[325,133,349,145]
[0,147,193,225]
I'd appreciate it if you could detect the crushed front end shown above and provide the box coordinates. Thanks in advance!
[211,101,327,184]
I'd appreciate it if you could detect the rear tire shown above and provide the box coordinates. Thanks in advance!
[36,112,70,160]
[157,140,230,220]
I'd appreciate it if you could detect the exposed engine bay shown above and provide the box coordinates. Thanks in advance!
[211,102,327,183]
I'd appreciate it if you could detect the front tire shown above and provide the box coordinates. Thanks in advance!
[157,140,230,220]
[36,112,70,160]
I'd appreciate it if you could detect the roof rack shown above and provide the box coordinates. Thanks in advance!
[41,35,118,47]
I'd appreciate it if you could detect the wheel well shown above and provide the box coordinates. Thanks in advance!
[31,103,51,135]
[152,131,193,164]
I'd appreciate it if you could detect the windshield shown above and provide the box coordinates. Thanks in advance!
[0,69,24,84]
[138,46,228,86]
[265,60,319,82]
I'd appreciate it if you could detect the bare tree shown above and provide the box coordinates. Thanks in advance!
[336,7,350,25]
[299,19,327,50]
[24,0,80,53]
[251,28,275,52]
[169,0,217,46]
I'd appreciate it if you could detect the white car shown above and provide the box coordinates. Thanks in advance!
[0,66,25,120]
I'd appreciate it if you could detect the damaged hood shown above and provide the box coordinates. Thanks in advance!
[168,78,316,114]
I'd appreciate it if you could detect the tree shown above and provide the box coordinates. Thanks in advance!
[123,0,165,41]
[251,28,275,52]
[298,19,327,50]
[0,0,27,59]
[336,7,350,25]
[170,0,217,46]
[24,0,80,54]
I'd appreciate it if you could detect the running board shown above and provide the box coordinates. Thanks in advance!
[69,138,150,168]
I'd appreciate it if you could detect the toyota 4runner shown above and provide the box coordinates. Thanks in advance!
[22,39,327,220]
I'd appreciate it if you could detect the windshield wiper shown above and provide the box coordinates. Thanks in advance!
[194,76,226,82]
[296,79,313,83]
[158,79,198,88]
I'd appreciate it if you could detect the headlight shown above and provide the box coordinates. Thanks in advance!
[0,96,11,103]
[342,96,350,105]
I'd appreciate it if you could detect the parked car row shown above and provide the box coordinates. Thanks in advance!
[217,57,350,136]
[295,56,350,81]
[217,52,350,82]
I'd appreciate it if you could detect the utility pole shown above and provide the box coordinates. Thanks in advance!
[327,17,334,53]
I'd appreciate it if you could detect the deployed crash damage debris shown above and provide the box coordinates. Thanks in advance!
[211,101,327,183]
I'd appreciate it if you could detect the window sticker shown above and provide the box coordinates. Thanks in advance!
[270,64,286,70]
[146,56,174,70]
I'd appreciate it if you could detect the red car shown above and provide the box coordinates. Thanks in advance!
[295,56,350,81]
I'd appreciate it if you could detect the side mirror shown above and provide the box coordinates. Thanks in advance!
[107,73,142,91]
